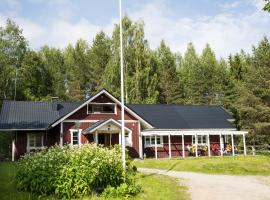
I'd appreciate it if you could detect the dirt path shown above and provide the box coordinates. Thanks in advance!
[138,168,270,200]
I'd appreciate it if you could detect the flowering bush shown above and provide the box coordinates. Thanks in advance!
[210,143,220,155]
[199,145,208,152]
[16,144,140,199]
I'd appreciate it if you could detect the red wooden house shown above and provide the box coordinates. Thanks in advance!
[0,89,248,161]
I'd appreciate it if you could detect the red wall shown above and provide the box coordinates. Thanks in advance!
[14,94,141,160]
[62,121,140,158]
[14,127,60,160]
[13,93,224,160]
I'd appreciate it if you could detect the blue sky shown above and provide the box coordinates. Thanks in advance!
[0,0,269,58]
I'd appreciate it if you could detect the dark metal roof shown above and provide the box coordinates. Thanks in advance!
[0,101,80,130]
[127,104,235,129]
[0,99,235,130]
[84,119,109,133]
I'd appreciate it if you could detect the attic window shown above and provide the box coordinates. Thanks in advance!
[88,103,116,114]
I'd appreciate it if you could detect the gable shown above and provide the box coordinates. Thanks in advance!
[51,89,153,129]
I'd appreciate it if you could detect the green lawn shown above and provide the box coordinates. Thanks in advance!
[134,155,270,175]
[132,173,189,200]
[0,162,189,200]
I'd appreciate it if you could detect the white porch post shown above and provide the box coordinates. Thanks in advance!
[60,122,63,147]
[231,134,235,156]
[207,134,211,157]
[119,131,121,145]
[12,133,15,162]
[243,133,247,156]
[220,134,223,156]
[155,135,157,159]
[138,123,143,159]
[168,134,171,159]
[182,134,185,158]
[195,134,198,157]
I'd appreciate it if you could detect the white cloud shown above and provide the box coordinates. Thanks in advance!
[0,0,269,58]
[249,0,265,10]
[0,14,115,50]
[129,1,270,58]
[221,1,241,10]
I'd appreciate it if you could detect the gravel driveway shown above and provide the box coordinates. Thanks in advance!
[138,168,270,200]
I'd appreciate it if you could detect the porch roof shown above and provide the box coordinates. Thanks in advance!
[83,118,131,134]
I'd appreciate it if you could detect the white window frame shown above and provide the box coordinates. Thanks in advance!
[144,136,163,147]
[27,133,44,152]
[125,131,132,147]
[87,103,117,114]
[70,129,82,146]
[192,135,208,145]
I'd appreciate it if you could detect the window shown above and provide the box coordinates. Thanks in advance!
[125,132,132,146]
[144,136,163,147]
[27,133,43,152]
[70,129,82,146]
[192,135,208,145]
[88,103,115,114]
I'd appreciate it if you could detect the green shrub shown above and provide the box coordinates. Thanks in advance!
[15,144,140,199]
[102,173,141,198]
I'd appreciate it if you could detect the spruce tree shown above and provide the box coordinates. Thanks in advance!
[156,40,181,104]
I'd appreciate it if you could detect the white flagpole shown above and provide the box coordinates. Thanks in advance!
[119,0,126,170]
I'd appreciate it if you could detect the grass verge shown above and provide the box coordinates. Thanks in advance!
[134,156,270,175]
[0,162,189,200]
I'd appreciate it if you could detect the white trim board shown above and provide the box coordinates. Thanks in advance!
[63,119,139,123]
[141,130,248,136]
[51,89,153,129]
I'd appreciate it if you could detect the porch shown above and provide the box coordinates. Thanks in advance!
[142,130,248,159]
[82,118,132,147]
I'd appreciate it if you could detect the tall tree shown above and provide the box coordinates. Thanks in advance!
[102,17,157,103]
[156,40,181,104]
[20,51,53,100]
[64,40,93,101]
[0,19,27,100]
[178,42,200,104]
[231,37,270,144]
[89,31,111,92]
[228,52,247,81]
[39,46,67,100]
